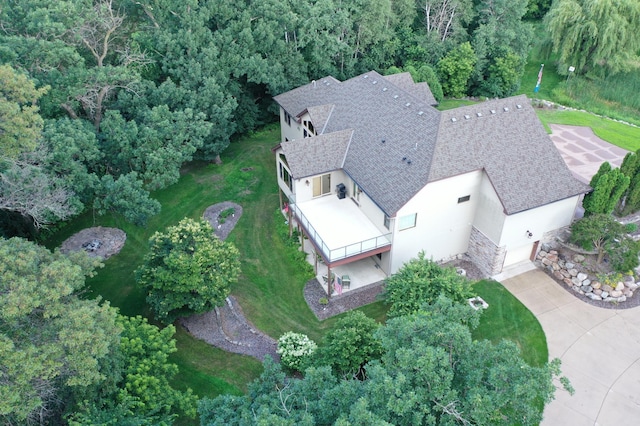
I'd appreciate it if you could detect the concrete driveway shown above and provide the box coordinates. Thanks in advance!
[549,124,629,184]
[500,267,640,425]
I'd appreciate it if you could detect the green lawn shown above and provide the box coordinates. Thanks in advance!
[472,280,548,367]
[535,109,640,151]
[44,124,550,423]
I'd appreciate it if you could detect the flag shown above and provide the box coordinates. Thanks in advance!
[534,64,544,93]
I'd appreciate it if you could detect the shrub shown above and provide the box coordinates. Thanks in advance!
[276,332,317,372]
[382,251,473,318]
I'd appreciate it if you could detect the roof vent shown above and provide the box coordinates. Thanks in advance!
[381,139,385,144]
[405,102,411,107]
[418,111,424,116]
[372,80,377,85]
[407,160,412,165]
[363,75,368,79]
[477,112,482,117]
[464,114,471,120]
[382,87,388,91]
[451,117,457,122]
[490,109,496,114]
[516,104,522,109]
[402,156,407,162]
[504,107,509,112]
[393,95,399,99]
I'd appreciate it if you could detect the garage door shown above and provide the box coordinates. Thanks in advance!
[503,242,535,268]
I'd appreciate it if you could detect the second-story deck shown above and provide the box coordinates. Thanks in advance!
[291,194,391,264]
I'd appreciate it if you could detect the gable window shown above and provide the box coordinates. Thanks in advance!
[383,215,390,230]
[398,213,417,230]
[285,112,292,126]
[303,120,315,137]
[312,173,331,197]
[458,195,471,203]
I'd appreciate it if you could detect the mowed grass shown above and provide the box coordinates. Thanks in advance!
[472,280,548,367]
[536,109,640,151]
[44,124,549,424]
[43,124,388,411]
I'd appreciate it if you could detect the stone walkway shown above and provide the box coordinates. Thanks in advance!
[549,124,629,184]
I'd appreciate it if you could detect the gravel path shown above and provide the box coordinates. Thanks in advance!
[180,296,279,362]
[304,278,386,320]
[180,202,282,362]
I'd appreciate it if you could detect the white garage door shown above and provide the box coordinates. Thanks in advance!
[503,242,534,268]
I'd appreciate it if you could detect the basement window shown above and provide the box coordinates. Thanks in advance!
[458,195,471,203]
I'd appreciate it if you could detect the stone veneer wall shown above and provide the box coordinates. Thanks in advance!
[467,226,507,276]
[540,226,570,248]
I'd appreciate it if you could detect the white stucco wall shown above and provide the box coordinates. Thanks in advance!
[279,108,305,142]
[472,173,505,244]
[345,176,391,234]
[389,170,483,273]
[500,195,580,267]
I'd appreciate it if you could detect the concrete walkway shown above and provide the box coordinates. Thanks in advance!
[550,124,629,184]
[501,268,640,426]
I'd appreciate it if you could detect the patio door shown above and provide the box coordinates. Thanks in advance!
[312,174,331,197]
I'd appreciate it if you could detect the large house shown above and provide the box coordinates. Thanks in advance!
[273,71,589,294]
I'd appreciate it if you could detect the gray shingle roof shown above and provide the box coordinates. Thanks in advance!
[274,74,589,216]
[280,129,352,179]
[382,73,438,106]
[434,96,590,214]
[275,71,441,216]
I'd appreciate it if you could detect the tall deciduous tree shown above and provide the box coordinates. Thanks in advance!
[136,218,241,323]
[71,315,197,424]
[545,0,640,76]
[0,65,48,158]
[311,311,383,380]
[0,237,120,425]
[471,0,532,97]
[437,41,477,97]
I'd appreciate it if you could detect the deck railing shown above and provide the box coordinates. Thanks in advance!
[290,202,391,262]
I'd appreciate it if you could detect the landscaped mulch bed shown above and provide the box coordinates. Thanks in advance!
[304,278,385,320]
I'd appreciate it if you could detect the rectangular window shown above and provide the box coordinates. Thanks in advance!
[398,213,417,230]
[312,174,331,197]
[285,112,292,126]
[383,215,390,230]
[353,182,361,203]
[458,195,471,203]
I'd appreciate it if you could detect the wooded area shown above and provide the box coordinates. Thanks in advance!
[1,0,547,236]
[2,0,638,424]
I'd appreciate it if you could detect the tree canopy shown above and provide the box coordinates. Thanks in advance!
[199,297,566,426]
[545,0,640,77]
[0,237,119,424]
[0,0,540,234]
[136,218,241,323]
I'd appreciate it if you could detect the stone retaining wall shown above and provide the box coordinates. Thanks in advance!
[536,248,638,303]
